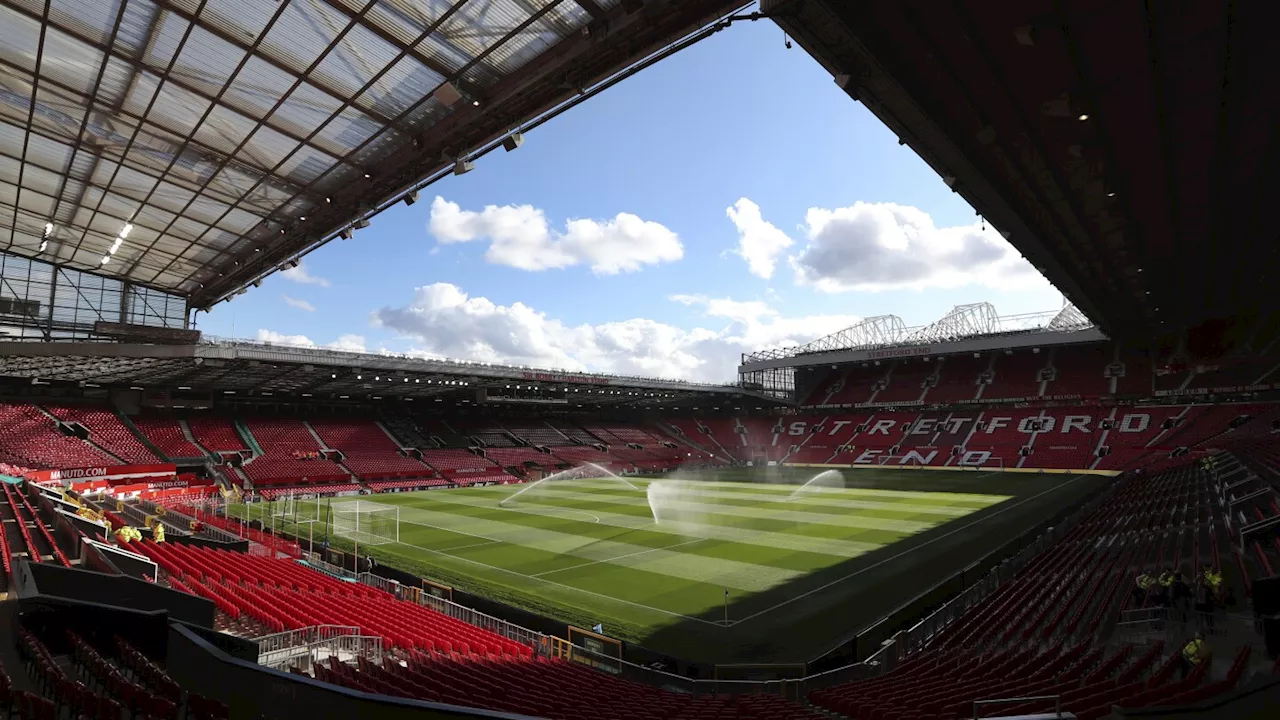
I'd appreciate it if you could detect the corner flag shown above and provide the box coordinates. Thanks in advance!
[592,623,604,634]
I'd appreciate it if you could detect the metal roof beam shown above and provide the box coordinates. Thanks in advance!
[575,0,606,19]
[154,0,492,294]
[149,0,398,129]
[3,0,51,252]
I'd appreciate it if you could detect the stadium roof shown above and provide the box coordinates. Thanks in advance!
[1,0,749,308]
[743,301,1097,367]
[0,336,772,408]
[769,0,1279,340]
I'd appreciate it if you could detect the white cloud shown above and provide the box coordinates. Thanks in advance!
[372,284,858,382]
[256,329,314,347]
[280,262,331,288]
[726,198,793,279]
[329,334,367,353]
[428,196,683,274]
[255,329,366,353]
[281,295,315,312]
[732,199,1050,293]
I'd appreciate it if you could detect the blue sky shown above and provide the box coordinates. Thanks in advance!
[200,19,1061,382]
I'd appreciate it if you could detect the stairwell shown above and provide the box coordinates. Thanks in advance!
[302,421,331,450]
[114,409,170,461]
[181,419,215,456]
[234,418,264,456]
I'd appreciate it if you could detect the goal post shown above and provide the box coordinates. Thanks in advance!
[331,500,400,546]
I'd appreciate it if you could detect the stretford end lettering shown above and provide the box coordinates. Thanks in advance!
[777,412,1153,438]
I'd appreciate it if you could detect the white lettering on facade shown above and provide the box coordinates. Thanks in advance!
[984,417,1011,434]
[853,449,883,464]
[869,420,896,435]
[1062,415,1091,433]
[901,449,938,465]
[960,451,992,466]
[1118,413,1150,433]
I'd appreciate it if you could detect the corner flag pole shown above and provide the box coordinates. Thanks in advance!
[724,588,729,626]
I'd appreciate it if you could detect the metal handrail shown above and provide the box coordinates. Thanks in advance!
[973,694,1062,719]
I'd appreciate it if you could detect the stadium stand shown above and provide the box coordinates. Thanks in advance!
[0,403,113,469]
[43,405,160,464]
[308,420,433,480]
[808,458,1253,720]
[980,350,1048,400]
[133,415,209,461]
[240,419,348,487]
[872,359,936,405]
[187,417,248,455]
[927,353,988,403]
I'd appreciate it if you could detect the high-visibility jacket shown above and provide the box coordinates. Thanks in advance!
[1159,572,1175,588]
[153,524,165,543]
[1182,639,1205,665]
[1203,570,1223,590]
[1137,574,1154,590]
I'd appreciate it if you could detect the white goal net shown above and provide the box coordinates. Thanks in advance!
[332,501,399,546]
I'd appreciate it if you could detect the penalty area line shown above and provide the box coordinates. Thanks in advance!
[386,517,723,627]
[723,474,1086,627]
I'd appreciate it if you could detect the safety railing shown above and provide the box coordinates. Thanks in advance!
[973,694,1062,719]
[257,625,381,671]
[138,499,242,544]
[303,552,356,580]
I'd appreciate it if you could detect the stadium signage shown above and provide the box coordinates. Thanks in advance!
[866,346,933,360]
[520,371,610,385]
[27,463,176,483]
[779,412,1153,437]
[1155,383,1273,397]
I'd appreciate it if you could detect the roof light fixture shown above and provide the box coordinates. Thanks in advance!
[39,240,48,252]
[1078,113,1089,121]
[404,191,419,206]
[100,255,111,264]
[119,223,133,238]
[503,133,524,152]
[354,218,370,230]
[453,158,474,175]
[44,222,53,237]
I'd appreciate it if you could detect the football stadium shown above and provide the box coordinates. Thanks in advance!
[1,1,1279,719]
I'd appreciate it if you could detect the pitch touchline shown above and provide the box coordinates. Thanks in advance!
[387,516,723,627]
[724,475,1086,627]
[530,538,706,578]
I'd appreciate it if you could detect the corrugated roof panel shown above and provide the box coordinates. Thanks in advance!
[313,104,382,152]
[238,124,299,175]
[312,22,399,101]
[261,0,347,73]
[270,83,341,141]
[48,0,124,46]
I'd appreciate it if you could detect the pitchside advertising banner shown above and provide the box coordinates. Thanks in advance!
[26,464,213,497]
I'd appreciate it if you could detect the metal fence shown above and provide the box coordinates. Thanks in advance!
[303,552,356,580]
[257,625,382,672]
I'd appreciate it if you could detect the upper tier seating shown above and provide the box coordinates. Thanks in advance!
[504,423,572,446]
[927,354,988,403]
[550,446,616,466]
[809,461,1250,720]
[0,403,113,469]
[873,359,935,404]
[1048,344,1114,397]
[547,421,602,444]
[241,419,347,486]
[309,419,432,480]
[420,449,498,472]
[44,405,160,464]
[133,416,208,460]
[826,364,889,405]
[187,417,247,453]
[982,350,1047,400]
[485,447,552,467]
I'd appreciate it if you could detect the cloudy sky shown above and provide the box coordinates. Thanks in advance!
[201,20,1061,383]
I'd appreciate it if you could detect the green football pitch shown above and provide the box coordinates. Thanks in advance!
[233,466,1107,664]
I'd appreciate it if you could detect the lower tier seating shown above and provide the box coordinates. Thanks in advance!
[808,459,1253,720]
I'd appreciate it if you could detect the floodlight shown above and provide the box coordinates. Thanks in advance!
[503,133,524,152]
[38,240,47,252]
[339,228,353,240]
[100,255,111,265]
[119,223,133,238]
[454,159,475,175]
[404,191,419,206]
[354,218,371,230]
[43,222,53,237]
